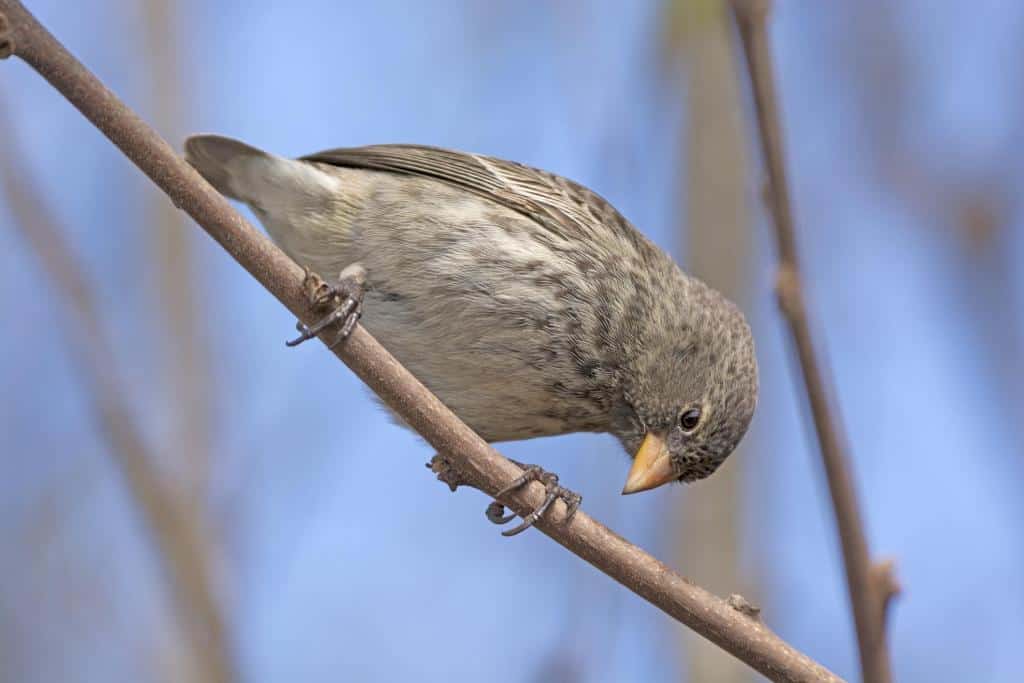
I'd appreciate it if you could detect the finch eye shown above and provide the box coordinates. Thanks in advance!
[679,408,701,432]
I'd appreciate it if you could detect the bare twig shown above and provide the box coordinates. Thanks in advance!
[0,107,233,683]
[729,2,898,682]
[0,2,841,680]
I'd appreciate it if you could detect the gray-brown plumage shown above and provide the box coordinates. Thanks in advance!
[184,134,758,495]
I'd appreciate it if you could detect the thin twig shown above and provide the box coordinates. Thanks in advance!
[729,2,898,682]
[0,106,233,682]
[0,2,841,680]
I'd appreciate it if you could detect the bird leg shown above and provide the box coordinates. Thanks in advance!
[287,263,367,348]
[486,460,581,537]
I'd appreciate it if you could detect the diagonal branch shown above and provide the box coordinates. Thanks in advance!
[0,3,840,681]
[729,2,899,682]
[0,107,233,683]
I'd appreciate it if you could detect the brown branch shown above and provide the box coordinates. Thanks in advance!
[729,2,898,682]
[0,107,233,682]
[0,3,841,681]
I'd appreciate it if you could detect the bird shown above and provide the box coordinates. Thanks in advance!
[184,134,759,534]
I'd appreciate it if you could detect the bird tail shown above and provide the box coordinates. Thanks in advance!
[184,133,347,207]
[183,134,273,202]
[184,134,354,274]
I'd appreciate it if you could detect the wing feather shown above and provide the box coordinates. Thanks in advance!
[301,144,642,250]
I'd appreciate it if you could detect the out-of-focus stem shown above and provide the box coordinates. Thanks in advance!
[0,106,234,683]
[730,3,899,682]
[675,2,754,682]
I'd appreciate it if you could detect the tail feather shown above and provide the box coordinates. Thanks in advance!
[184,133,345,212]
[183,134,352,273]
[184,134,271,202]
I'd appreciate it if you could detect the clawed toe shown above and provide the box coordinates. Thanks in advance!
[428,455,580,536]
[485,502,517,525]
[287,263,366,348]
[487,462,581,537]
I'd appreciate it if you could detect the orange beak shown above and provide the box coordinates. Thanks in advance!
[621,431,676,494]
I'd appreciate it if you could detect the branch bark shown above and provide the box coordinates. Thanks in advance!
[729,2,899,682]
[0,3,841,681]
[0,106,233,683]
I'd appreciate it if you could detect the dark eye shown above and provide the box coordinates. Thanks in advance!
[679,407,702,432]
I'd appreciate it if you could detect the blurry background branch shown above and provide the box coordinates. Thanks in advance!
[0,104,234,683]
[664,1,755,682]
[142,0,213,518]
[730,2,898,682]
[138,1,225,669]
[0,1,840,680]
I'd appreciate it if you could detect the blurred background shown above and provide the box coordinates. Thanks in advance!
[2,1,1023,681]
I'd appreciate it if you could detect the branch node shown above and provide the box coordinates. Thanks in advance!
[727,594,762,621]
[427,454,470,492]
[870,559,901,622]
[774,263,803,320]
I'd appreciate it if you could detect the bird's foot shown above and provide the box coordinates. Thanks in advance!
[287,263,367,348]
[486,461,581,537]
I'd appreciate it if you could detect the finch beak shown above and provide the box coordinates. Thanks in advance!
[622,431,675,494]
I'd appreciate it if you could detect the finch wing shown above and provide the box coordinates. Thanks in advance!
[301,144,642,249]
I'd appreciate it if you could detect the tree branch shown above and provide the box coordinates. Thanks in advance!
[0,3,840,681]
[728,2,898,682]
[0,106,233,683]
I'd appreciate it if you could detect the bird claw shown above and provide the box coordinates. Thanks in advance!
[485,501,517,525]
[488,462,581,537]
[287,264,367,348]
[428,456,581,536]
